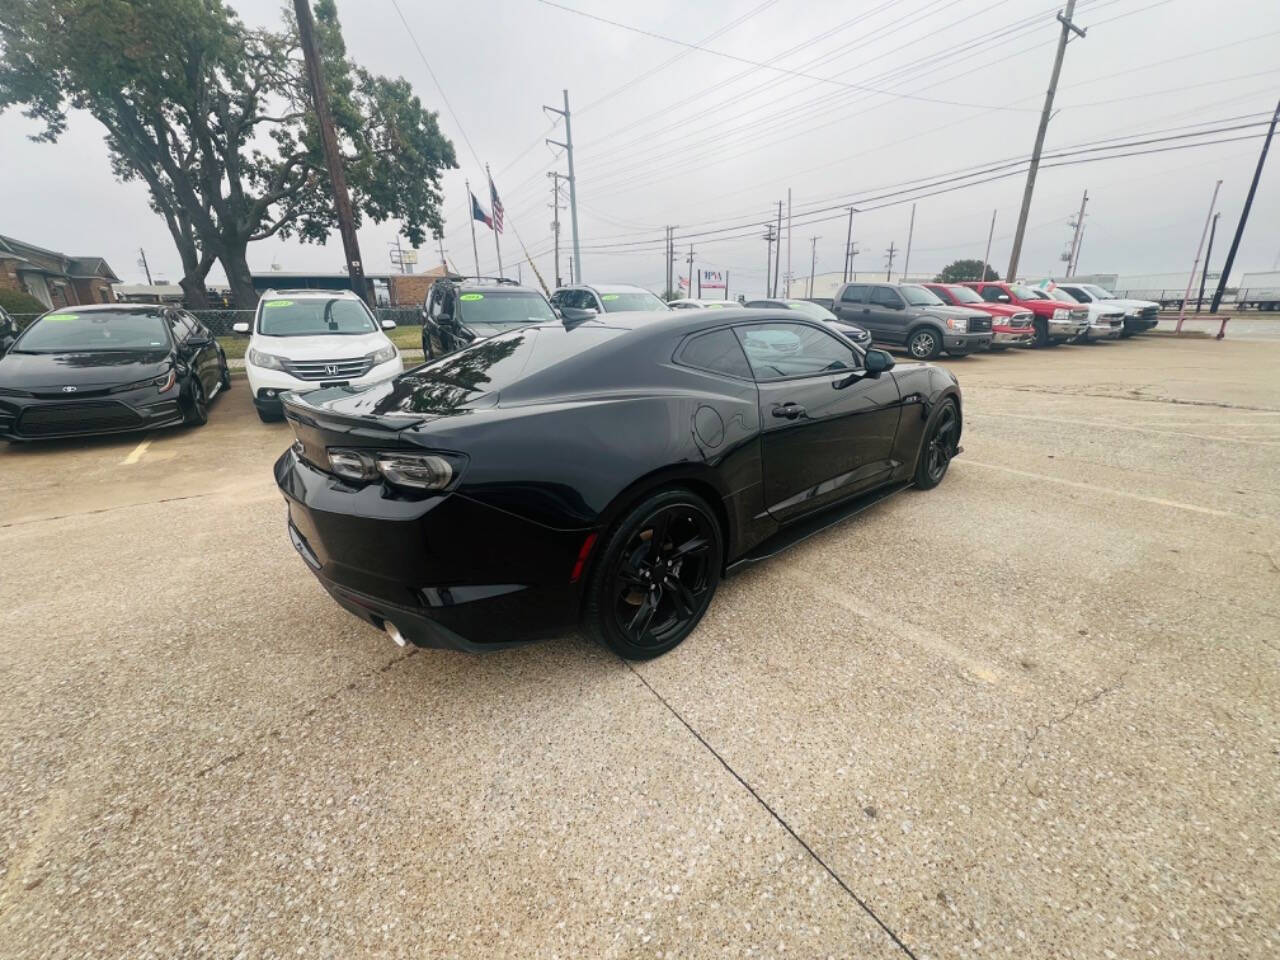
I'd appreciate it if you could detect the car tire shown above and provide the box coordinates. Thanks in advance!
[182,377,209,427]
[914,398,959,490]
[582,488,723,660]
[256,406,283,424]
[1119,327,1133,339]
[907,328,942,360]
[219,355,232,391]
[1031,319,1050,348]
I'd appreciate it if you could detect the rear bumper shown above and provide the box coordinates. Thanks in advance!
[275,448,592,651]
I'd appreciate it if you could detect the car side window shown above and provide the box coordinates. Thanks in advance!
[427,287,441,317]
[182,312,209,339]
[562,290,594,310]
[1064,287,1089,302]
[840,285,867,303]
[871,287,903,308]
[677,328,753,380]
[733,322,857,381]
[440,289,457,320]
[925,286,950,303]
[979,286,1005,302]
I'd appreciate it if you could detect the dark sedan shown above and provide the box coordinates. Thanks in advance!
[276,308,962,659]
[744,297,871,347]
[0,305,229,441]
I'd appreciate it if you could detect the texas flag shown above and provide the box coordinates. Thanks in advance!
[470,191,493,230]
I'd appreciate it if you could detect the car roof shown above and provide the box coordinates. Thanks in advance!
[453,282,543,295]
[43,303,166,314]
[259,288,364,300]
[568,283,655,295]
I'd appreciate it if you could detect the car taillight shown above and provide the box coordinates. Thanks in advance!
[326,447,464,491]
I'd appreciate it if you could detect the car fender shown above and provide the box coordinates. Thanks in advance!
[905,317,947,340]
[887,363,961,477]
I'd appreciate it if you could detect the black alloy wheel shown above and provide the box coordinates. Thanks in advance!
[219,353,232,390]
[907,328,941,360]
[584,489,722,660]
[914,399,958,490]
[183,376,209,427]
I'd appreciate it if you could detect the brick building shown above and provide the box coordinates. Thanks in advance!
[0,235,121,309]
[388,265,449,306]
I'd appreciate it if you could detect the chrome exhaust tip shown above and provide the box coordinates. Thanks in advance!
[384,621,408,647]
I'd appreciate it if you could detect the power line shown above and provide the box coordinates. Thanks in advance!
[535,0,1040,112]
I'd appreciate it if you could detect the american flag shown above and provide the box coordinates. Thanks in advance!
[489,174,504,234]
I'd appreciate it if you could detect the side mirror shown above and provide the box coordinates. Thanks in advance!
[232,321,250,334]
[380,318,397,330]
[561,306,598,322]
[865,349,895,374]
[997,295,1011,302]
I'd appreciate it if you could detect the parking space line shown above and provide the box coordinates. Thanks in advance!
[973,411,1280,447]
[121,437,152,465]
[961,459,1239,518]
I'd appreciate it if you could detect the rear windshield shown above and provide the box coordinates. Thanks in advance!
[941,285,984,304]
[258,297,377,336]
[901,284,944,306]
[783,300,837,321]
[15,310,170,353]
[599,291,667,312]
[459,290,557,325]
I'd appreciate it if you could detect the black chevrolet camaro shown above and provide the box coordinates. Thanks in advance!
[276,308,962,659]
[0,305,229,441]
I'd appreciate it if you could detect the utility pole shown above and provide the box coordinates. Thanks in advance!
[786,188,793,299]
[1197,212,1220,313]
[763,223,776,298]
[1066,189,1088,276]
[902,203,917,280]
[1177,179,1222,333]
[436,236,448,273]
[773,201,783,297]
[686,245,695,299]
[1073,224,1085,275]
[544,91,582,283]
[1210,97,1280,313]
[667,227,679,299]
[1007,0,1086,282]
[293,0,369,304]
[982,209,997,281]
[465,177,481,278]
[843,208,854,282]
[808,236,820,298]
[137,248,153,286]
[885,242,897,281]
[548,172,565,287]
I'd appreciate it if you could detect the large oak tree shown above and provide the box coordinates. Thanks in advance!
[0,0,456,306]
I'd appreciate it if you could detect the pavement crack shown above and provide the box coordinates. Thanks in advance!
[0,493,214,528]
[625,661,921,960]
[973,383,1280,413]
[190,647,418,779]
[999,672,1130,789]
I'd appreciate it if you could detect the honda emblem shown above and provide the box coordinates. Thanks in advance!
[324,364,338,376]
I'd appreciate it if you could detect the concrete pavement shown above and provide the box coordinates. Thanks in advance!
[1,335,1277,958]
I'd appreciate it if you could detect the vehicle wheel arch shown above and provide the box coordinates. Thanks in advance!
[590,466,733,578]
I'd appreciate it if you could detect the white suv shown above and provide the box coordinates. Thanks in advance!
[234,289,402,422]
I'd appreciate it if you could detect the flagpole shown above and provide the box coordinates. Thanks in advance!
[486,163,504,278]
[466,178,480,278]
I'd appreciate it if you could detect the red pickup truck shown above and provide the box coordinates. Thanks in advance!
[960,281,1089,347]
[923,283,1033,351]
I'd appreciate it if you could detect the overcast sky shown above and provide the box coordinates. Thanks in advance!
[3,0,1278,298]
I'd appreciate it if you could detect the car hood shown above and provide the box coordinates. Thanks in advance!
[251,331,390,359]
[1100,297,1158,311]
[0,349,170,391]
[927,305,991,321]
[966,301,1021,318]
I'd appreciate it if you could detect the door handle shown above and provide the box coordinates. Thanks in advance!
[772,402,805,420]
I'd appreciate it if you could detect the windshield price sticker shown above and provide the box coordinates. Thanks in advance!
[47,314,78,321]
[602,295,620,301]
[264,299,294,308]
[460,293,484,301]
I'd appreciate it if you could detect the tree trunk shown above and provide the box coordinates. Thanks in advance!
[221,243,257,308]
[178,253,216,309]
